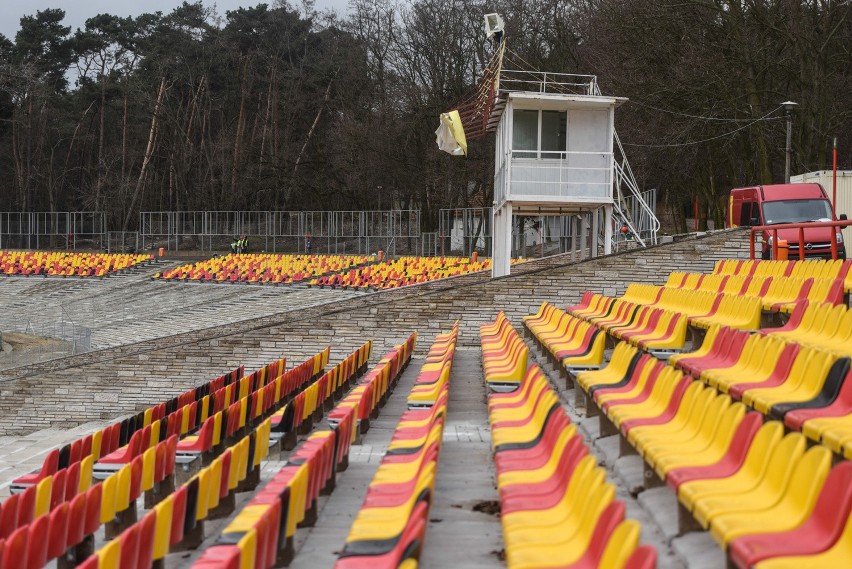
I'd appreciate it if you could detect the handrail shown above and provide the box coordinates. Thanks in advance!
[749,220,852,260]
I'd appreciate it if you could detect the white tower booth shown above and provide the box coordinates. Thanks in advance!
[491,81,626,277]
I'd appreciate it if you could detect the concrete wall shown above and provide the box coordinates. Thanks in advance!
[0,229,751,435]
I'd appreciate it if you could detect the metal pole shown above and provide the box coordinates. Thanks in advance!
[833,136,838,218]
[785,111,793,184]
[782,101,797,184]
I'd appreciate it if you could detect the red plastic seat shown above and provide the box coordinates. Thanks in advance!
[170,486,187,545]
[728,342,800,400]
[728,461,852,568]
[666,412,763,490]
[99,428,145,465]
[0,494,20,539]
[16,486,36,527]
[3,526,28,569]
[47,502,70,560]
[12,449,59,487]
[619,377,693,435]
[25,514,49,569]
[50,468,67,511]
[624,545,658,569]
[66,493,87,548]
[192,545,241,569]
[118,523,141,569]
[83,484,102,537]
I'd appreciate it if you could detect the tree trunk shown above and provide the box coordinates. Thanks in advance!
[122,78,166,233]
[290,67,340,203]
[231,58,250,199]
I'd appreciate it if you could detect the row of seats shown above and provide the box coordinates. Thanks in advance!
[192,343,377,568]
[0,435,178,569]
[713,258,852,287]
[480,314,656,569]
[407,322,459,408]
[480,312,529,392]
[309,256,493,290]
[34,348,341,569]
[670,323,852,457]
[7,366,246,516]
[328,333,417,434]
[2,351,327,569]
[336,323,459,568]
[618,285,763,329]
[663,272,845,314]
[0,251,154,277]
[270,342,372,450]
[94,357,299,478]
[566,294,691,348]
[74,417,273,569]
[573,339,852,566]
[11,364,244,488]
[156,254,495,289]
[523,303,606,369]
[155,254,371,284]
[761,299,852,356]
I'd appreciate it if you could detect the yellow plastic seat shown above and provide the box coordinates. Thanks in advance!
[708,445,831,545]
[650,402,746,478]
[743,349,836,413]
[678,421,784,511]
[691,432,807,528]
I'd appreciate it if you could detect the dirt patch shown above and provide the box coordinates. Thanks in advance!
[0,331,73,370]
[2,332,68,350]
[490,549,506,561]
[472,500,501,516]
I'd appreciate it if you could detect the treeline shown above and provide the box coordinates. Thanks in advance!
[0,0,849,231]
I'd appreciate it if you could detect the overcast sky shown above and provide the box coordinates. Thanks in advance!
[0,0,352,41]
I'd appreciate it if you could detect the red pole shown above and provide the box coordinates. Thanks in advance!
[773,229,779,259]
[694,196,699,231]
[833,137,838,219]
[750,230,756,259]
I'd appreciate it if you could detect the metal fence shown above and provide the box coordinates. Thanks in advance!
[439,208,493,257]
[439,206,644,259]
[2,317,92,353]
[139,210,422,256]
[0,212,106,250]
[106,231,140,254]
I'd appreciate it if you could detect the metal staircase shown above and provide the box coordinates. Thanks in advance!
[590,85,661,250]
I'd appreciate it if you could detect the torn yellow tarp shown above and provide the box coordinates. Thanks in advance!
[435,110,468,156]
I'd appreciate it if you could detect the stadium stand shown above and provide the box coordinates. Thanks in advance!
[310,256,492,290]
[17,232,852,569]
[335,323,458,568]
[0,251,154,277]
[480,313,657,569]
[541,257,852,568]
[154,253,371,284]
[0,345,354,569]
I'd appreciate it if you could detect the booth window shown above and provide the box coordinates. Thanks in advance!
[512,109,566,159]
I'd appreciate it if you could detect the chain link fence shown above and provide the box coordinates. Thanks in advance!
[139,210,423,256]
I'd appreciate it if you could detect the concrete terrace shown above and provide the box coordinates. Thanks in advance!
[0,229,752,568]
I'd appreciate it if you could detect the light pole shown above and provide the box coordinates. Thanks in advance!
[782,101,798,183]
